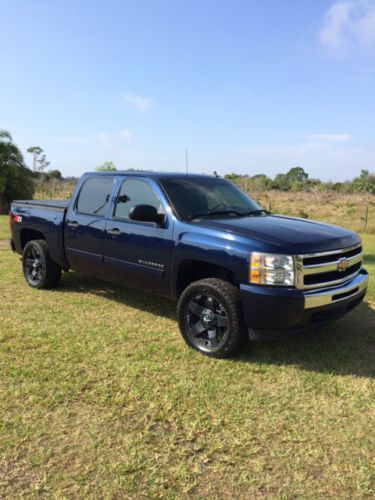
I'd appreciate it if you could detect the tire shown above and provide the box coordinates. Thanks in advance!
[22,239,62,289]
[177,278,248,358]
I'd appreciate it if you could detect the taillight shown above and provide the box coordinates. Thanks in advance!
[8,212,22,230]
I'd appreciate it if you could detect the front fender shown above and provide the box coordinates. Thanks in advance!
[171,227,251,298]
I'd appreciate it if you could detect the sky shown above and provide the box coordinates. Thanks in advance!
[1,0,375,180]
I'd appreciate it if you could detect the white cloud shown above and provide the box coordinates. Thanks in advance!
[319,1,353,49]
[57,136,88,144]
[122,92,153,110]
[319,0,375,53]
[308,133,352,142]
[120,129,133,142]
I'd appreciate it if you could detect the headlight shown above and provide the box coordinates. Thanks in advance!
[249,252,295,286]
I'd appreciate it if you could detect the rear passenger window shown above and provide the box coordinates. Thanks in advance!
[76,177,114,216]
[114,179,165,220]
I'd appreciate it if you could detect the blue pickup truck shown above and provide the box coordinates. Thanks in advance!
[10,172,368,357]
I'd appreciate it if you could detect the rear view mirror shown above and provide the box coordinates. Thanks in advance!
[129,204,165,225]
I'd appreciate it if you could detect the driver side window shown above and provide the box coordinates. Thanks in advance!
[114,179,165,220]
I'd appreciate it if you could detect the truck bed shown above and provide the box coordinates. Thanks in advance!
[10,199,70,269]
[14,199,70,211]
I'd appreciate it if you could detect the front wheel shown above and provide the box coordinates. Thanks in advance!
[22,239,62,289]
[177,278,248,358]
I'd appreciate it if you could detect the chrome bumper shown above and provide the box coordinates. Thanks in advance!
[304,271,368,309]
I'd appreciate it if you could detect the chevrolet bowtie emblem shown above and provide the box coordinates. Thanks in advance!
[337,257,349,272]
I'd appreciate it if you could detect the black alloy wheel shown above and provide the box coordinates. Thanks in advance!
[177,278,248,358]
[22,239,62,289]
[185,293,229,353]
[23,243,43,286]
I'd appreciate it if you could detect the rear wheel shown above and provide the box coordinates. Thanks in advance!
[177,278,248,358]
[22,239,62,289]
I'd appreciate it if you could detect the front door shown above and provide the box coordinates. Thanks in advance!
[103,177,174,295]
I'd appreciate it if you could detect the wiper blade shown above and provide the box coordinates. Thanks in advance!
[188,210,244,220]
[239,209,270,216]
[188,209,270,221]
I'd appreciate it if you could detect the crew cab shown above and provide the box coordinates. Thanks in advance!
[9,172,368,358]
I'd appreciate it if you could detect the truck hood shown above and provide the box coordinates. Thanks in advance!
[193,214,360,254]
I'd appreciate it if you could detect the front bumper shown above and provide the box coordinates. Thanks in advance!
[240,269,368,336]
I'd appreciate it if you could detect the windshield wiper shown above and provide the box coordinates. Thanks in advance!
[188,209,270,221]
[239,209,270,216]
[188,210,245,221]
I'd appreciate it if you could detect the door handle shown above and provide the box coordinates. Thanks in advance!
[107,227,122,236]
[67,220,79,228]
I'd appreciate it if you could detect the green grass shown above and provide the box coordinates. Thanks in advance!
[0,236,374,497]
[0,215,9,240]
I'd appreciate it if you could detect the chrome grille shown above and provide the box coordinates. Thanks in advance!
[296,243,363,290]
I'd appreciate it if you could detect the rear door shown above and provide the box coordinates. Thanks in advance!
[103,177,174,295]
[65,175,117,273]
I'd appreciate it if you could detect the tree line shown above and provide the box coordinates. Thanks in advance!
[1,130,374,214]
[225,166,375,194]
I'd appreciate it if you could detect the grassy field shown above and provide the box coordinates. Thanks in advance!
[0,212,374,496]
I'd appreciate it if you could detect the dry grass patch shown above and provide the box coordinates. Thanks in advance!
[252,190,375,234]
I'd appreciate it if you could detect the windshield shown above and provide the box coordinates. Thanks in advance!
[159,177,263,221]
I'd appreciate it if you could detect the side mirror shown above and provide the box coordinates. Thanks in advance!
[129,204,165,225]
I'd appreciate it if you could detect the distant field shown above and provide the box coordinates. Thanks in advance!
[253,190,375,234]
[34,183,75,202]
[0,234,373,497]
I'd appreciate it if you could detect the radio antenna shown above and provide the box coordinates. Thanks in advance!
[185,147,189,176]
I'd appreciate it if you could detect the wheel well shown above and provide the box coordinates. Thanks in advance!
[176,260,237,297]
[20,229,45,249]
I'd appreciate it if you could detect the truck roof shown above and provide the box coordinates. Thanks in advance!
[83,171,217,180]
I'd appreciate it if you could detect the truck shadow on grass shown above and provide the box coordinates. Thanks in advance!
[239,301,375,378]
[57,272,375,379]
[58,271,177,321]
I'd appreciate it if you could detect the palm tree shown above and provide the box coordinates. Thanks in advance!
[0,130,24,165]
[0,129,35,213]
